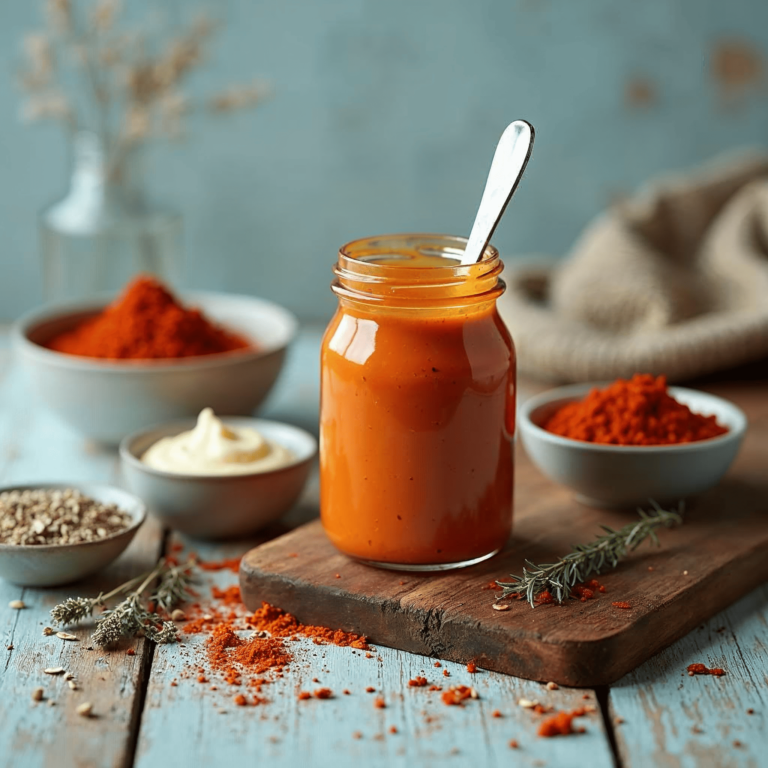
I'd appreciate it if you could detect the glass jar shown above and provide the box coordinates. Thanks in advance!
[320,233,516,571]
[40,131,182,303]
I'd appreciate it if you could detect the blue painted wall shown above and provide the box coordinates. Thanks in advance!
[2,0,768,321]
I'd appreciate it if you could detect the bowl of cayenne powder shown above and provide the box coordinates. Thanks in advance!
[0,484,145,586]
[13,275,297,444]
[519,374,747,508]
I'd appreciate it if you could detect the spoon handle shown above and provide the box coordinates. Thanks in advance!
[461,120,535,266]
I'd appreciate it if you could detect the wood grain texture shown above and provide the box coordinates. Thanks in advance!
[241,385,768,687]
[135,536,615,768]
[610,584,768,768]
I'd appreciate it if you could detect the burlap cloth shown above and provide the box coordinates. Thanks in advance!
[498,151,768,382]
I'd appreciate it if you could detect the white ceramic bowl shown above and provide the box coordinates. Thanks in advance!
[519,384,747,508]
[0,483,146,587]
[13,291,298,445]
[120,417,317,539]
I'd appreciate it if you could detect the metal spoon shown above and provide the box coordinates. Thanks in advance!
[460,120,535,266]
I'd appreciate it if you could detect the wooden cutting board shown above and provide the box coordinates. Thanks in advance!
[240,384,768,687]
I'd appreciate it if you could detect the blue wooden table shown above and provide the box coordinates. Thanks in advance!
[1,328,765,768]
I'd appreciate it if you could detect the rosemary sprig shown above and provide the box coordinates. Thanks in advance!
[497,503,683,608]
[51,556,196,647]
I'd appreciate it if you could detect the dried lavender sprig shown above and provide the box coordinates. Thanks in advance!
[151,557,196,614]
[496,503,683,608]
[51,555,195,647]
[50,562,166,627]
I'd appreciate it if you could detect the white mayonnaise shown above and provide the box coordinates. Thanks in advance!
[142,408,293,475]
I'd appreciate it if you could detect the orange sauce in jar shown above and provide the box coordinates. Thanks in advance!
[320,234,516,570]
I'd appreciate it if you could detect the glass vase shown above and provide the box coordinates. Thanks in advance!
[40,131,182,303]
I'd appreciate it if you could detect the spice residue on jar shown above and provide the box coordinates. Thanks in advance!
[141,408,293,476]
[45,275,252,360]
[543,374,728,445]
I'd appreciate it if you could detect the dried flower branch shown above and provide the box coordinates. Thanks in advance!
[496,503,684,608]
[50,556,195,647]
[17,0,268,178]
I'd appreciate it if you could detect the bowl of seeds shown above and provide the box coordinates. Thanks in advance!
[0,484,146,587]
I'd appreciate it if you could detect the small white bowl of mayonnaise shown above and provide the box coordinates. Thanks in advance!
[120,409,316,538]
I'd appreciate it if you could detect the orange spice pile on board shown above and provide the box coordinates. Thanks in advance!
[543,374,728,446]
[46,275,252,360]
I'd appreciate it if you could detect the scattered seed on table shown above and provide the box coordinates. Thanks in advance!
[546,682,559,690]
[57,632,78,641]
[171,609,186,622]
[48,700,56,707]
[68,680,78,690]
[42,626,54,636]
[65,673,74,680]
[492,603,510,611]
[8,600,25,609]
[76,702,93,717]
[44,667,66,675]
[31,687,44,702]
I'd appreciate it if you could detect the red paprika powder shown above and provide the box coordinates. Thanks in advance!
[46,275,252,360]
[543,374,728,446]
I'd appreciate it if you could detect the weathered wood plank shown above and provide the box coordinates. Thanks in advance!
[610,584,768,768]
[135,537,615,768]
[240,414,768,687]
[0,360,164,768]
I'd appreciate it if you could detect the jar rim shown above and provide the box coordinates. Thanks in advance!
[333,233,504,309]
[338,232,499,272]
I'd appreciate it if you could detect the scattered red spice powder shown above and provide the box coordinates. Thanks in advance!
[612,602,632,610]
[687,663,726,677]
[428,685,442,692]
[492,709,502,718]
[543,374,728,446]
[374,697,386,709]
[509,739,519,749]
[205,622,291,689]
[352,732,362,740]
[246,603,371,650]
[314,688,333,699]
[233,694,247,706]
[466,662,478,674]
[45,275,252,360]
[441,686,475,706]
[211,585,242,605]
[298,691,311,700]
[198,557,242,574]
[482,581,503,590]
[535,591,556,605]
[408,677,428,687]
[366,686,376,693]
[537,708,589,737]
[343,689,351,695]
[443,669,450,677]
[126,648,135,656]
[433,661,442,667]
[572,585,594,602]
[389,726,397,734]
